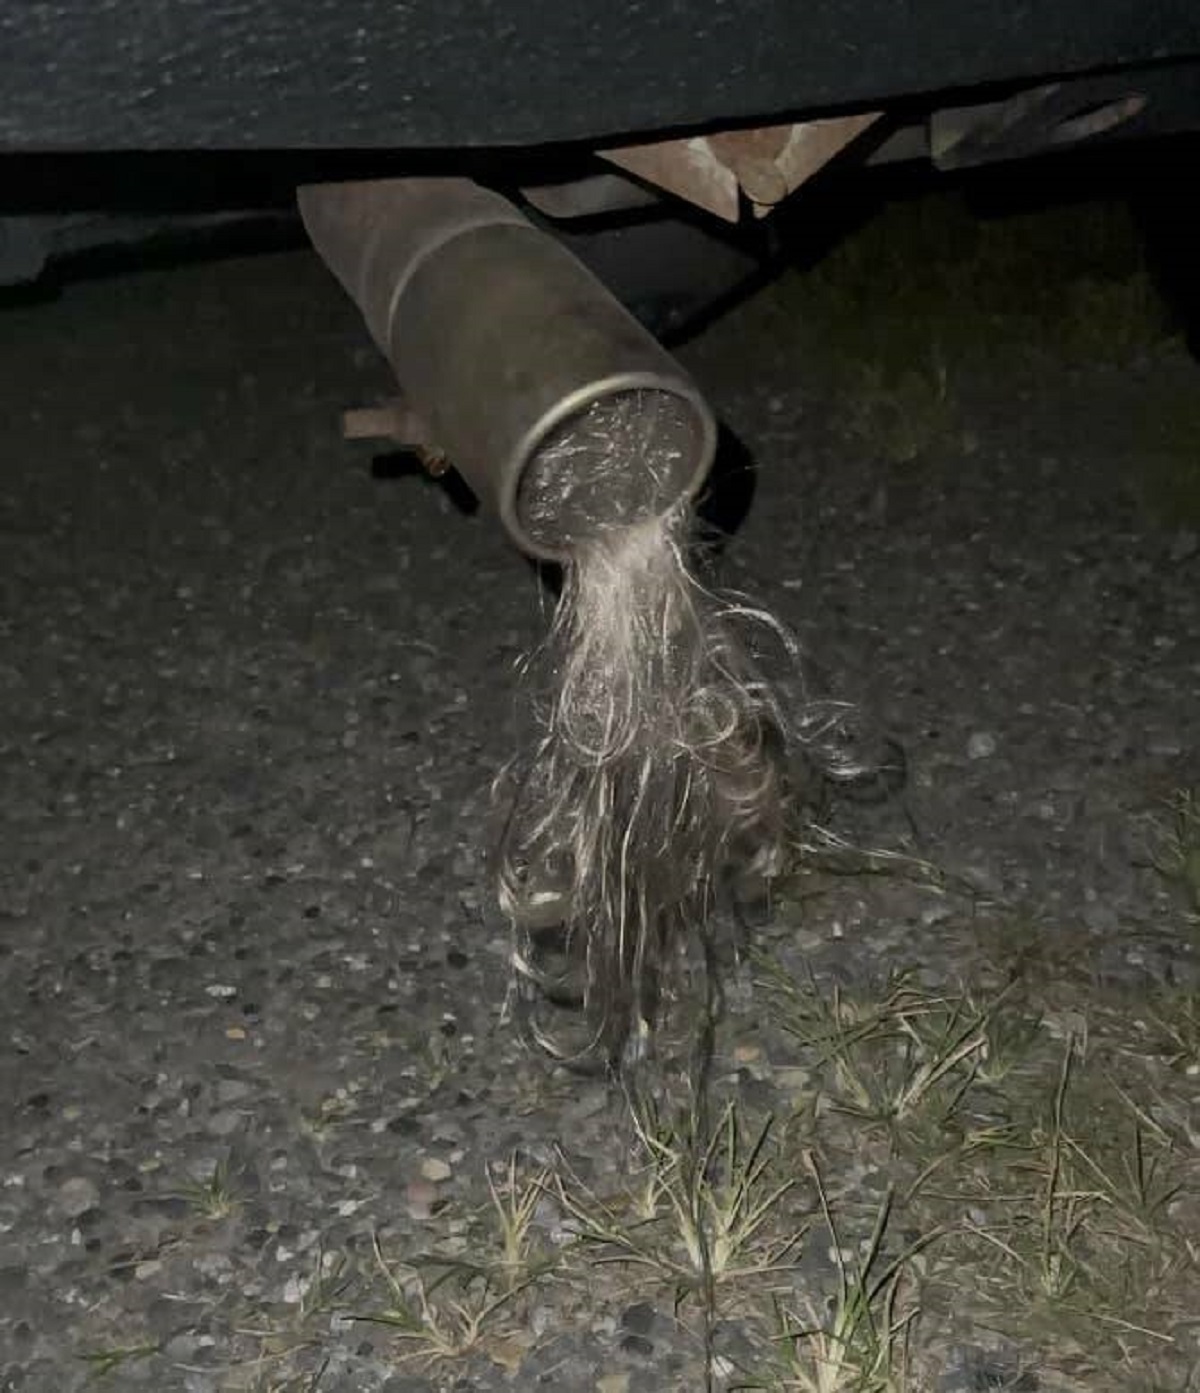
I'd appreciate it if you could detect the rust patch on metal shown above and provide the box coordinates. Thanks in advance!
[601,135,740,221]
[342,399,449,476]
[601,112,882,222]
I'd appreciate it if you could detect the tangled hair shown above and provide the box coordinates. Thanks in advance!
[496,488,881,1069]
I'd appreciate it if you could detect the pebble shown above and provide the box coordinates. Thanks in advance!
[57,1177,100,1217]
[405,1178,438,1220]
[967,731,997,760]
[419,1156,452,1183]
[596,1377,631,1393]
[790,927,824,951]
[1147,734,1184,757]
[163,1333,202,1363]
[962,861,1004,897]
[1082,900,1118,933]
[215,1079,254,1105]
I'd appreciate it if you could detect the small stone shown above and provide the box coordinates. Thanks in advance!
[962,861,1003,897]
[216,1079,253,1105]
[164,1333,201,1362]
[1147,735,1183,758]
[419,1156,452,1183]
[486,1334,531,1373]
[405,1178,438,1220]
[775,1065,812,1097]
[1082,900,1118,933]
[58,1176,100,1217]
[967,731,997,760]
[597,1377,631,1393]
[224,1026,246,1041]
[733,1042,761,1065]
[1043,1008,1087,1042]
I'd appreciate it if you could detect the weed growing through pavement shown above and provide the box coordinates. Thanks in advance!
[483,1153,556,1288]
[181,825,1200,1388]
[754,962,995,1141]
[181,1156,240,1220]
[555,1099,804,1302]
[955,1044,1183,1366]
[739,926,1200,1390]
[350,1154,556,1369]
[354,1231,533,1367]
[294,1248,355,1326]
[297,1093,357,1143]
[734,1161,932,1393]
[183,952,1199,1389]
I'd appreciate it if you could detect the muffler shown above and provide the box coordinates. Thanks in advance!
[297,178,717,562]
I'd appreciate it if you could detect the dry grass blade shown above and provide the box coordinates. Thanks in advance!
[484,1154,556,1289]
[759,963,997,1131]
[734,1154,933,1393]
[556,1099,805,1301]
[350,1232,533,1368]
[78,1342,161,1378]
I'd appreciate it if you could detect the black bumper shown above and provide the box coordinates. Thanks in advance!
[2,1,1199,151]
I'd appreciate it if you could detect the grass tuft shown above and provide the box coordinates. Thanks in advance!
[181,1157,240,1220]
[734,1159,932,1393]
[555,1099,805,1301]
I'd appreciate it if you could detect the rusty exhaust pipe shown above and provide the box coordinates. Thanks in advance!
[298,178,717,562]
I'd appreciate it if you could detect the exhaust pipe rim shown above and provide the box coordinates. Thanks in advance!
[504,370,718,563]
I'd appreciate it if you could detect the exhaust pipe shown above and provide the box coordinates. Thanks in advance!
[298,178,717,562]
